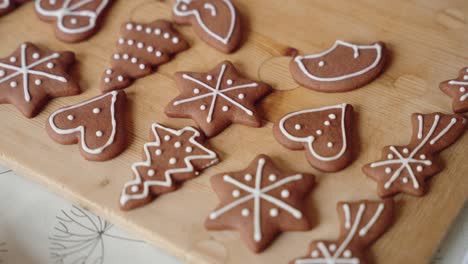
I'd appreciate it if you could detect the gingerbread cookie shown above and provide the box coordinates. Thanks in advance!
[363,113,466,197]
[165,61,272,137]
[0,0,30,16]
[291,40,386,93]
[46,91,127,161]
[101,20,189,92]
[292,199,393,264]
[0,42,80,118]
[440,67,468,113]
[35,0,113,43]
[173,0,241,53]
[120,123,219,210]
[205,154,315,253]
[273,104,354,172]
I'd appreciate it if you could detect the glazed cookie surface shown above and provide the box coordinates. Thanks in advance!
[101,20,189,92]
[273,104,354,172]
[46,90,127,161]
[165,61,272,137]
[173,0,241,53]
[120,123,219,210]
[35,0,113,43]
[439,67,468,113]
[291,40,386,92]
[292,199,393,264]
[206,154,315,253]
[363,113,466,197]
[0,42,80,118]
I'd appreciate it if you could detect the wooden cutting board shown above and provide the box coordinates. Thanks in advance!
[0,0,467,263]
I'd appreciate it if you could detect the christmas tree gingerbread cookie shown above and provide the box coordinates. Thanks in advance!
[120,123,219,210]
[206,154,315,253]
[46,90,127,162]
[0,42,80,118]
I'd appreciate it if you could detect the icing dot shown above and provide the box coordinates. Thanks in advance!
[241,208,250,217]
[180,4,188,10]
[118,38,125,44]
[155,149,162,156]
[206,75,213,81]
[172,37,179,44]
[185,146,193,153]
[311,250,319,258]
[137,42,144,49]
[0,70,5,77]
[127,39,134,46]
[113,53,120,60]
[222,106,229,112]
[106,69,112,75]
[9,81,17,88]
[145,27,152,34]
[131,185,139,192]
[47,62,54,69]
[318,60,325,67]
[96,131,103,137]
[32,53,40,59]
[294,124,302,130]
[163,33,170,39]
[136,25,143,31]
[35,79,42,86]
[420,154,426,159]
[232,190,240,197]
[117,75,124,82]
[268,174,277,182]
[155,51,163,57]
[154,28,161,35]
[174,141,182,148]
[269,208,279,217]
[387,154,394,159]
[281,189,290,198]
[329,244,337,252]
[67,115,74,121]
[147,169,155,177]
[164,135,171,141]
[126,23,133,30]
[238,93,245,99]
[193,88,200,94]
[244,174,252,181]
[139,64,146,70]
[460,87,466,93]
[200,105,207,110]
[385,167,392,174]
[70,18,77,25]
[9,57,16,63]
[131,57,138,64]
[324,120,331,126]
[343,250,352,258]
[464,75,468,80]
[427,160,433,166]
[122,54,129,60]
[169,158,177,164]
[417,165,423,172]
[402,177,409,184]
[49,0,56,4]
[403,148,409,154]
[92,108,101,114]
[327,142,333,148]
[328,114,336,120]
[226,79,233,85]
[147,46,154,52]
[316,130,322,135]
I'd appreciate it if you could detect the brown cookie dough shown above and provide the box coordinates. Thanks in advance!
[0,42,80,118]
[172,0,242,53]
[165,61,272,138]
[101,20,189,92]
[35,0,113,43]
[46,90,127,162]
[363,113,466,197]
[273,104,354,172]
[119,123,219,210]
[290,40,386,92]
[292,199,394,264]
[440,67,468,113]
[205,154,315,253]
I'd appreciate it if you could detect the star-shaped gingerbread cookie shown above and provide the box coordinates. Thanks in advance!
[440,67,468,113]
[205,154,315,253]
[0,42,80,118]
[165,61,272,137]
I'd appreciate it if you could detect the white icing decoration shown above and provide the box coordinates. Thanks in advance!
[342,204,351,229]
[327,142,333,148]
[131,185,139,193]
[429,118,457,145]
[10,81,17,87]
[281,189,289,198]
[156,51,163,57]
[0,44,67,102]
[448,80,468,101]
[117,75,124,82]
[49,91,119,155]
[172,37,179,44]
[92,107,100,114]
[203,2,217,16]
[47,62,55,69]
[173,0,236,45]
[164,135,171,141]
[32,53,40,59]
[67,114,74,121]
[105,69,112,75]
[226,79,233,85]
[295,124,302,130]
[163,32,170,39]
[155,149,162,156]
[222,105,229,112]
[154,28,161,35]
[387,154,394,159]
[416,165,423,172]
[35,0,109,35]
[294,40,383,82]
[147,169,155,177]
[232,189,240,197]
[185,146,193,153]
[0,0,10,9]
[241,208,249,217]
[238,93,245,99]
[173,63,259,123]
[206,75,213,81]
[385,167,392,174]
[402,148,409,154]
[268,174,277,182]
[358,203,385,237]
[9,57,16,63]
[174,141,182,148]
[244,174,252,181]
[343,250,352,258]
[0,70,5,77]
[316,130,322,135]
[120,124,219,206]
[35,79,42,85]
[278,104,349,161]
[209,158,304,243]
[200,105,206,110]
[318,61,325,67]
[417,115,423,139]
[324,120,331,126]
[96,130,103,137]
[269,208,279,217]
[329,244,336,251]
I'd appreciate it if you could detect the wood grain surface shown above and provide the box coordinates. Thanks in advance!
[0,0,467,263]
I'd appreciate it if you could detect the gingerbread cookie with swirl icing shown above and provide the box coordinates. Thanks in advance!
[439,67,468,113]
[273,104,354,172]
[290,40,386,92]
[46,91,127,161]
[173,0,241,53]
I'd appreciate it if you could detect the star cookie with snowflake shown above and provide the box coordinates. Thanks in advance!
[440,67,468,113]
[0,42,80,118]
[205,154,315,253]
[292,199,393,264]
[363,113,466,197]
[165,61,272,137]
[120,123,219,210]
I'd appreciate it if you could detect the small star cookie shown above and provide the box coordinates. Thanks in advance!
[440,67,468,113]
